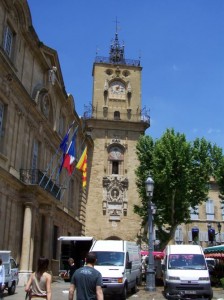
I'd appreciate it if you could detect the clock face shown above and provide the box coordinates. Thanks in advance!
[109,81,126,99]
[110,147,122,160]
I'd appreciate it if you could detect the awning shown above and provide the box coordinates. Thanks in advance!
[205,253,224,259]
[141,250,164,259]
[204,244,224,253]
[204,244,224,258]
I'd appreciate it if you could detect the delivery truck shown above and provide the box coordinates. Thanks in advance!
[58,236,94,280]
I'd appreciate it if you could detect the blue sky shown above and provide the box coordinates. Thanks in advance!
[28,1,224,149]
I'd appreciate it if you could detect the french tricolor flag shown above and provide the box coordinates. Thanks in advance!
[62,134,76,175]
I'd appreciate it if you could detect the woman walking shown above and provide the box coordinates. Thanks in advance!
[25,257,52,300]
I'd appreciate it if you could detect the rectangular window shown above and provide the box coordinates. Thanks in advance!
[3,25,14,57]
[74,177,80,217]
[59,115,65,136]
[206,199,214,221]
[0,102,4,137]
[221,205,224,221]
[52,225,58,260]
[112,161,119,174]
[68,179,74,209]
[0,101,7,155]
[31,139,39,183]
[175,226,183,243]
[190,206,199,220]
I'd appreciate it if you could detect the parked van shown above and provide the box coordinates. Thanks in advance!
[0,251,19,295]
[162,244,213,299]
[90,240,141,299]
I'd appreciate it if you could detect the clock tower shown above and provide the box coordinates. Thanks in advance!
[84,31,150,241]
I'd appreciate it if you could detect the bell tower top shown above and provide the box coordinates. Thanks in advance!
[109,30,125,64]
[85,24,149,128]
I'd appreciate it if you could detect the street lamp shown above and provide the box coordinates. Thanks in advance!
[145,174,156,292]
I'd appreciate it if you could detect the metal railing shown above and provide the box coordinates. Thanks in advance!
[95,56,141,67]
[83,108,150,125]
[20,169,61,200]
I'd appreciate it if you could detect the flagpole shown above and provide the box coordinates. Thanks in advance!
[49,126,78,192]
[38,121,76,187]
[38,147,61,187]
[57,138,87,199]
[57,161,77,199]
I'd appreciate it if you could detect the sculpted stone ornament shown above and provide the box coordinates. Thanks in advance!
[102,176,129,221]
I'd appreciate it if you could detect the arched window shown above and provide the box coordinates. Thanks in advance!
[108,145,124,175]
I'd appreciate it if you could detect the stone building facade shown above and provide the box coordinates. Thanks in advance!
[173,177,224,248]
[0,0,90,285]
[84,32,150,241]
[1,0,223,287]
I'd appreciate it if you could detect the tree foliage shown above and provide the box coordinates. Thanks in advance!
[134,129,224,250]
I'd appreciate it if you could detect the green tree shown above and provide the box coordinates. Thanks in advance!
[134,129,224,250]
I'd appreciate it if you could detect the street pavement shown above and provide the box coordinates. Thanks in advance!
[3,278,224,300]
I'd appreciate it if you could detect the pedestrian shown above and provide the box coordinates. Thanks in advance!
[68,252,104,300]
[0,258,5,300]
[68,258,77,282]
[25,257,52,300]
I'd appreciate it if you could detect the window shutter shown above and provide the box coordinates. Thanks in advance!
[204,231,208,242]
[188,231,192,242]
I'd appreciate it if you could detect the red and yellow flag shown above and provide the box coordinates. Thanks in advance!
[76,147,87,188]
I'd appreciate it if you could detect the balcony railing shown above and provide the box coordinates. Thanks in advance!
[95,56,140,67]
[20,169,61,200]
[83,106,150,126]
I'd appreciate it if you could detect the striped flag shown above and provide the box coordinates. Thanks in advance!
[62,133,76,175]
[76,147,87,188]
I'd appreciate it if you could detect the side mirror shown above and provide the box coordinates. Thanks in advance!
[126,261,132,269]
[162,264,166,271]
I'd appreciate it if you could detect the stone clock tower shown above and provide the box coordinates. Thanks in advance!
[84,32,150,241]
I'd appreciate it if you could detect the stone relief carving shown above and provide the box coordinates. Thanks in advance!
[102,176,129,221]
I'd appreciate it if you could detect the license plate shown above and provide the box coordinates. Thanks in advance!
[186,290,196,294]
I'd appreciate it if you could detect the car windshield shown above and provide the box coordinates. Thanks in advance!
[168,254,207,270]
[93,251,124,266]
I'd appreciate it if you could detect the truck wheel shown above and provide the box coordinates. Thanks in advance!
[120,285,127,299]
[131,280,137,294]
[8,282,16,295]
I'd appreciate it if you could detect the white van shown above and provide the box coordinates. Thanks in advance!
[90,240,141,299]
[162,244,213,300]
[0,251,19,295]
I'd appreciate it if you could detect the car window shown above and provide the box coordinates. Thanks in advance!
[10,258,17,269]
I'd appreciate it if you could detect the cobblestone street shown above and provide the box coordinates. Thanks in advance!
[3,279,224,300]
